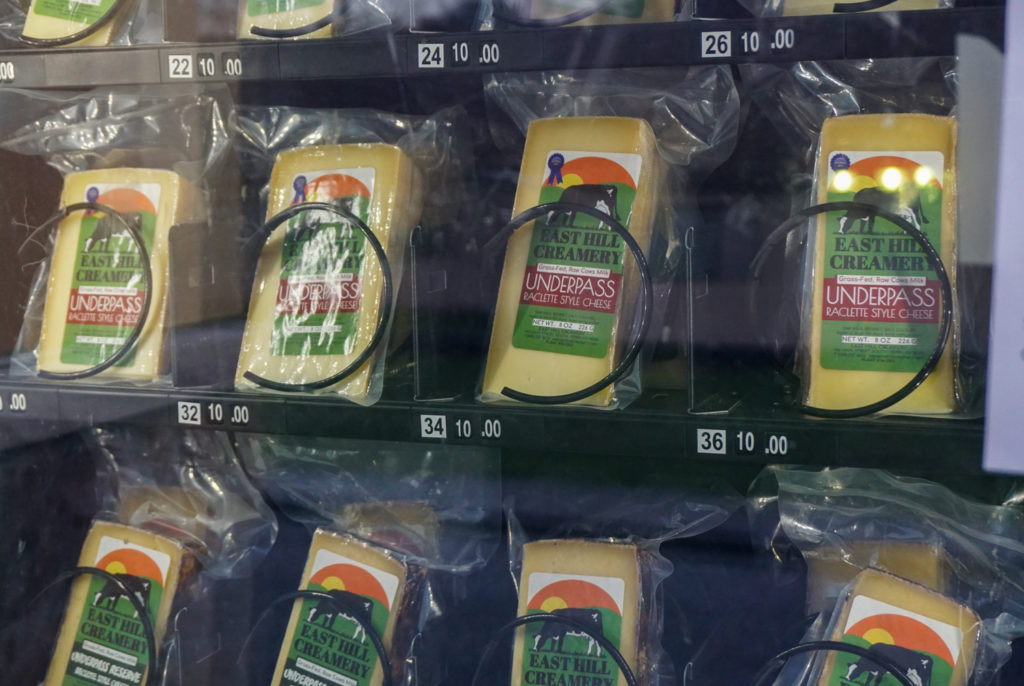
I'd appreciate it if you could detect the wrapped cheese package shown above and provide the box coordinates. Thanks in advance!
[737,0,951,16]
[490,0,676,28]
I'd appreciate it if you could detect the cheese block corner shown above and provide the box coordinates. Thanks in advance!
[22,0,131,47]
[482,116,664,408]
[238,0,335,39]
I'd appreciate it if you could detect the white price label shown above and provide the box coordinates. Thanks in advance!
[177,401,201,425]
[701,31,732,59]
[417,43,445,69]
[168,54,194,79]
[420,414,447,438]
[696,428,727,455]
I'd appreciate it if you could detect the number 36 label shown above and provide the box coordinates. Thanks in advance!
[696,428,727,455]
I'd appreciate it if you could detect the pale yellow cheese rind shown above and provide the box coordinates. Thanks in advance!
[482,117,663,408]
[807,113,957,414]
[818,569,979,686]
[37,168,202,381]
[271,529,409,686]
[804,542,949,614]
[22,0,128,47]
[339,501,442,560]
[529,0,675,25]
[783,0,943,16]
[512,539,643,686]
[238,0,334,39]
[235,143,421,403]
[45,521,191,686]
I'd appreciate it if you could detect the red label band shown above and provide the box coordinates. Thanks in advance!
[822,278,941,324]
[65,289,144,326]
[519,265,621,314]
[276,278,362,315]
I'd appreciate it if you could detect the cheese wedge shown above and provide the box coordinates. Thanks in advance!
[817,569,979,686]
[782,0,944,16]
[238,0,335,39]
[512,539,650,686]
[22,0,130,46]
[235,144,422,403]
[482,117,663,408]
[804,542,949,614]
[45,521,194,686]
[528,0,675,26]
[339,501,441,561]
[38,168,203,381]
[806,114,957,413]
[271,529,413,686]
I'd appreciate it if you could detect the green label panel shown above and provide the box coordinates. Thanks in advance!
[520,607,622,686]
[820,152,944,372]
[545,0,645,19]
[31,0,117,25]
[826,635,953,686]
[248,0,329,17]
[61,209,156,368]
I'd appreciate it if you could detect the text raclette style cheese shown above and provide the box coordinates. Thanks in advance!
[482,117,664,408]
[511,539,654,686]
[806,113,957,414]
[238,0,335,39]
[817,569,980,686]
[45,521,195,686]
[781,0,945,16]
[526,0,674,26]
[22,0,131,46]
[37,168,203,382]
[235,144,422,404]
[271,529,419,686]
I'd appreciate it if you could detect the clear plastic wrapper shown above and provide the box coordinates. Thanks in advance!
[234,434,502,686]
[497,486,741,686]
[749,466,1024,686]
[480,67,740,410]
[0,0,162,47]
[236,0,392,40]
[742,59,980,417]
[232,106,472,405]
[1,85,230,387]
[738,0,952,16]
[36,425,276,686]
[481,0,681,30]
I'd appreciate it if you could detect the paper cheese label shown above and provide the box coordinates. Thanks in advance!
[280,549,397,686]
[513,151,641,358]
[828,595,962,686]
[31,0,115,25]
[519,572,625,686]
[61,184,160,369]
[62,537,170,686]
[272,168,374,358]
[248,0,330,16]
[820,151,945,372]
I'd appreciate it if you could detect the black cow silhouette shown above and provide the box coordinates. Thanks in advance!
[838,185,927,235]
[306,590,376,644]
[85,212,143,253]
[533,608,604,656]
[843,643,933,686]
[93,573,151,618]
[548,184,620,228]
[291,196,362,244]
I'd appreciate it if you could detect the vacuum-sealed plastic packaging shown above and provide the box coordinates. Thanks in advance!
[1,86,229,386]
[1,0,160,46]
[236,0,391,39]
[233,106,470,405]
[498,485,741,686]
[750,467,1024,686]
[739,0,951,16]
[486,0,677,28]
[481,67,739,410]
[42,426,276,686]
[235,435,501,686]
[742,59,975,417]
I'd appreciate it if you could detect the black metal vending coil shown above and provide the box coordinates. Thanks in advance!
[248,1,342,38]
[18,0,132,47]
[491,0,616,27]
[31,566,159,686]
[471,612,638,686]
[21,202,154,381]
[748,200,953,419]
[831,0,899,13]
[751,639,916,686]
[237,588,394,686]
[485,201,654,406]
[242,200,394,392]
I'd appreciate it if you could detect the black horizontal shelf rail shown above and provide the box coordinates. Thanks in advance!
[0,7,1002,89]
[0,379,984,470]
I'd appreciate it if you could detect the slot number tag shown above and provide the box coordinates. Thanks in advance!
[701,31,731,59]
[177,401,252,427]
[168,54,194,79]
